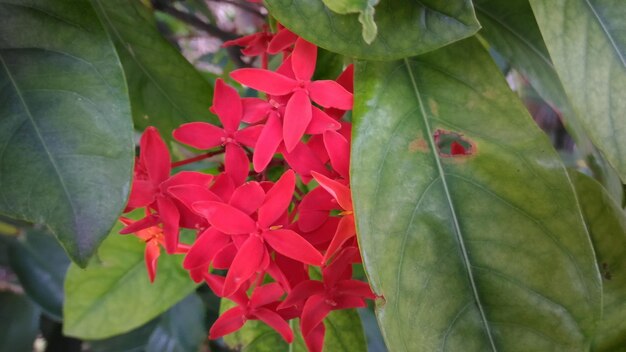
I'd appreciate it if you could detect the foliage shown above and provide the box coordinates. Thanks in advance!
[0,0,624,351]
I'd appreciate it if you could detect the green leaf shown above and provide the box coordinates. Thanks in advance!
[474,0,624,204]
[529,0,626,182]
[0,0,134,266]
[92,0,217,138]
[63,219,198,340]
[321,0,380,44]
[569,171,626,351]
[146,294,206,352]
[221,299,366,351]
[0,292,40,352]
[264,0,480,60]
[351,38,601,350]
[8,228,70,320]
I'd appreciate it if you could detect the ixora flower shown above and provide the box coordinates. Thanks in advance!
[231,38,353,152]
[117,25,375,352]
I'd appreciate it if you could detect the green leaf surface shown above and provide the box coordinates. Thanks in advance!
[0,292,40,352]
[475,0,624,204]
[351,38,601,351]
[63,220,198,340]
[146,294,206,352]
[264,0,480,60]
[570,171,626,351]
[221,298,366,351]
[8,228,70,320]
[529,0,626,182]
[92,0,216,138]
[0,0,134,266]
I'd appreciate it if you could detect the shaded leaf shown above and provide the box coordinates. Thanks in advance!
[529,0,626,182]
[63,219,198,339]
[0,0,134,266]
[264,0,480,60]
[0,292,40,352]
[8,228,70,320]
[92,0,217,139]
[351,38,601,350]
[569,171,626,351]
[146,294,206,352]
[321,0,380,44]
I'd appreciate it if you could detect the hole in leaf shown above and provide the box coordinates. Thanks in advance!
[434,129,475,157]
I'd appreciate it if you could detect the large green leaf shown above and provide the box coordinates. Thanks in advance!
[64,220,198,339]
[0,0,134,266]
[146,294,206,352]
[92,0,216,138]
[569,171,626,351]
[221,298,366,351]
[264,0,480,60]
[474,0,624,204]
[8,228,70,320]
[529,0,626,182]
[351,38,601,351]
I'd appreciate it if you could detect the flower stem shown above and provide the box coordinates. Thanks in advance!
[171,149,225,168]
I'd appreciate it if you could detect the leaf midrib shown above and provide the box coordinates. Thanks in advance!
[403,58,497,351]
[582,0,625,67]
[0,54,78,230]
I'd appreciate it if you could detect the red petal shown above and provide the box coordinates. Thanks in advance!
[163,170,214,188]
[119,215,159,234]
[323,246,358,287]
[183,227,231,269]
[267,28,298,54]
[192,201,256,234]
[300,295,330,337]
[167,184,221,212]
[230,69,297,95]
[213,243,237,269]
[282,143,329,180]
[324,214,356,261]
[450,141,467,155]
[336,64,354,92]
[308,80,353,110]
[283,90,312,152]
[223,236,266,296]
[253,114,283,172]
[335,280,376,299]
[263,229,323,265]
[126,180,156,209]
[279,280,324,309]
[225,143,249,186]
[253,307,294,343]
[235,125,264,148]
[311,172,352,211]
[303,322,325,352]
[250,282,284,307]
[305,107,342,135]
[173,122,225,150]
[229,181,265,215]
[141,127,171,184]
[204,273,226,296]
[258,170,295,228]
[324,130,350,179]
[144,242,160,283]
[291,38,316,81]
[156,196,180,254]
[210,173,236,202]
[333,295,366,310]
[242,97,272,124]
[212,79,243,133]
[209,306,246,339]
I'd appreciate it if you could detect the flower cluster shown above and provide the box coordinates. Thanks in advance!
[119,26,374,352]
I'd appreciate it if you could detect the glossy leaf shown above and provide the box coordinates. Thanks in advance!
[264,0,480,60]
[351,38,601,350]
[475,0,624,204]
[321,0,380,44]
[529,0,626,182]
[64,220,198,339]
[0,0,134,266]
[221,299,366,351]
[8,228,70,320]
[92,0,216,138]
[0,292,40,352]
[569,171,626,351]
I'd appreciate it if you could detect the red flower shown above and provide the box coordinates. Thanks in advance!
[210,282,293,342]
[193,170,323,296]
[231,38,352,152]
[173,79,262,185]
